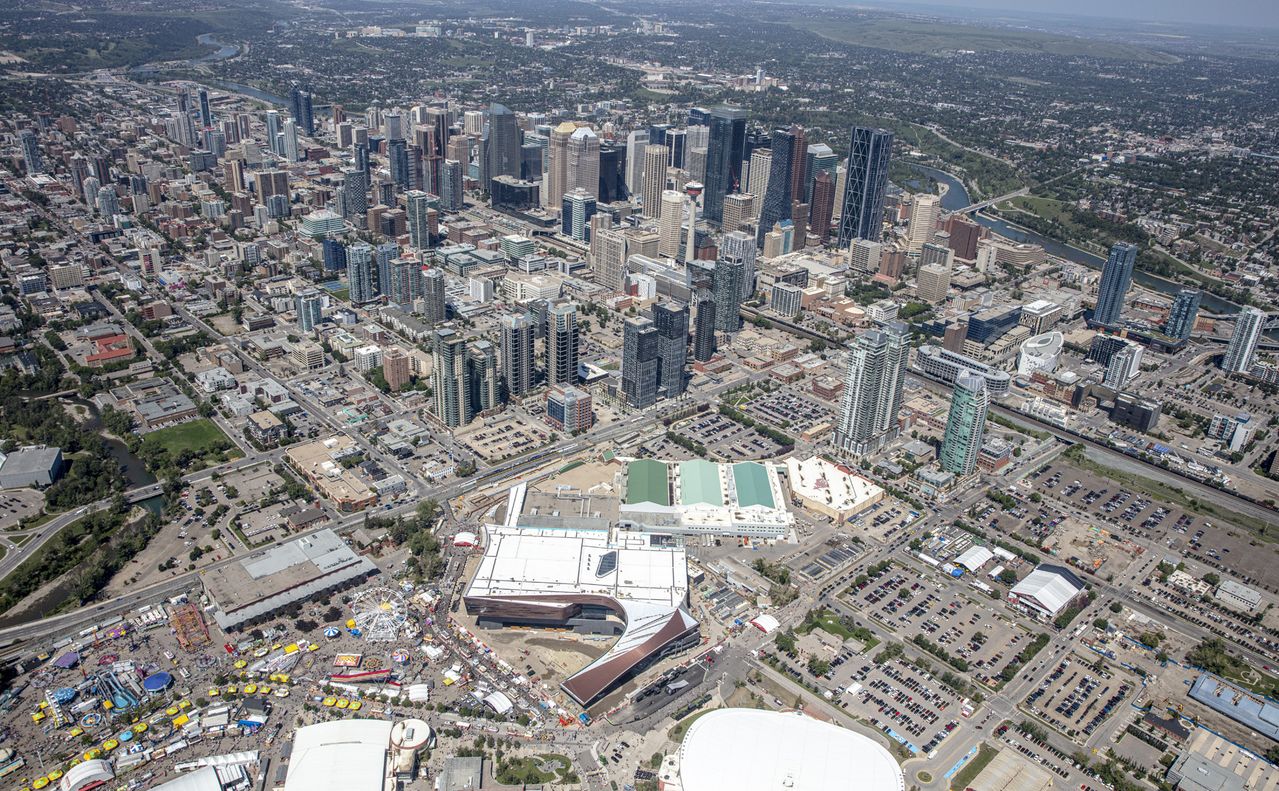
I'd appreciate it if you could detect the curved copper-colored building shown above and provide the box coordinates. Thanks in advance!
[463,523,698,708]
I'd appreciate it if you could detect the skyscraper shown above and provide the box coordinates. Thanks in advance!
[567,126,600,197]
[640,144,669,218]
[658,190,686,259]
[805,143,839,204]
[295,288,324,332]
[96,185,120,218]
[342,167,369,218]
[388,139,410,189]
[282,119,300,162]
[406,190,433,251]
[712,255,745,333]
[746,149,771,218]
[1164,288,1202,341]
[469,341,500,415]
[702,106,748,227]
[421,267,447,324]
[289,84,314,136]
[561,189,597,242]
[19,129,42,175]
[387,257,422,307]
[197,88,212,128]
[1093,242,1138,326]
[1222,306,1265,374]
[693,294,717,362]
[653,302,690,399]
[940,370,989,477]
[433,328,473,428]
[546,301,579,386]
[836,126,893,248]
[622,316,660,409]
[833,322,909,456]
[757,128,797,246]
[788,125,808,213]
[483,103,521,191]
[265,110,283,156]
[809,170,836,245]
[347,243,377,304]
[546,122,576,210]
[720,231,757,300]
[440,160,464,211]
[500,313,536,397]
[906,194,940,255]
[625,129,650,195]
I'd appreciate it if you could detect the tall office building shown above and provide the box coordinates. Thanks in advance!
[625,129,650,195]
[561,189,597,242]
[546,301,579,386]
[592,226,628,292]
[746,149,771,218]
[640,144,669,218]
[907,194,941,255]
[424,106,449,158]
[19,129,42,175]
[546,122,576,210]
[483,103,521,190]
[658,190,686,259]
[295,289,324,332]
[433,328,473,428]
[1221,306,1265,374]
[197,87,212,128]
[836,126,893,247]
[1164,288,1202,341]
[469,341,500,415]
[500,313,536,397]
[174,89,197,148]
[712,255,745,333]
[722,193,754,233]
[421,267,447,324]
[788,126,809,213]
[940,370,989,477]
[702,106,748,227]
[1093,242,1138,326]
[654,302,690,399]
[805,143,839,204]
[342,167,368,218]
[693,294,717,362]
[406,190,433,251]
[833,322,909,456]
[809,170,836,244]
[622,316,660,409]
[384,111,404,142]
[568,127,600,197]
[322,238,347,273]
[917,263,952,303]
[440,160,464,211]
[757,128,798,246]
[347,243,377,304]
[388,139,410,189]
[598,143,626,203]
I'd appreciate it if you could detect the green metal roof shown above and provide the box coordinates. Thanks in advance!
[678,460,723,507]
[732,462,775,509]
[626,459,670,506]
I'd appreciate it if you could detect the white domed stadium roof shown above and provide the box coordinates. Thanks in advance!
[678,709,903,791]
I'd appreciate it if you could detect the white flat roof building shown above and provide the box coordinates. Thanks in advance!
[955,546,994,573]
[664,709,904,791]
[284,720,395,791]
[783,456,884,522]
[1008,564,1086,620]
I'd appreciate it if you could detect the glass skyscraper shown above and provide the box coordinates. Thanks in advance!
[1164,288,1201,341]
[836,126,893,248]
[940,370,990,477]
[347,243,377,304]
[702,106,748,227]
[756,128,797,246]
[834,322,909,456]
[1093,242,1137,326]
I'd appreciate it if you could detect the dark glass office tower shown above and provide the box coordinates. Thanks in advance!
[836,126,893,248]
[483,103,521,191]
[653,302,690,398]
[1093,242,1137,326]
[703,106,748,227]
[756,128,797,246]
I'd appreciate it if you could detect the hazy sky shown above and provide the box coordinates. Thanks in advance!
[878,0,1279,29]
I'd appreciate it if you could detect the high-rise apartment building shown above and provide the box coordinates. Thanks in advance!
[1165,288,1202,341]
[712,255,745,332]
[406,190,433,251]
[693,294,717,362]
[347,243,377,304]
[546,301,579,386]
[469,341,500,415]
[1093,242,1137,326]
[433,328,473,428]
[622,316,660,409]
[421,267,447,324]
[295,289,324,332]
[1222,306,1265,374]
[653,302,690,399]
[833,322,909,456]
[500,312,536,397]
[940,370,989,477]
[916,263,951,304]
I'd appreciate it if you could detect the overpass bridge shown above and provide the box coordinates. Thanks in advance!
[951,187,1029,215]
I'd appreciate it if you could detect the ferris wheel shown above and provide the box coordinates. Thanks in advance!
[350,586,417,642]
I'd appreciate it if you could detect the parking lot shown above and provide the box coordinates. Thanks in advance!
[1023,654,1133,741]
[825,652,969,756]
[672,413,786,460]
[842,561,1036,687]
[741,390,833,436]
[0,489,42,529]
[1027,462,1279,590]
[458,414,552,463]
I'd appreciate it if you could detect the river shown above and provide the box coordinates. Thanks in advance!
[63,396,157,489]
[131,34,288,107]
[905,163,1246,316]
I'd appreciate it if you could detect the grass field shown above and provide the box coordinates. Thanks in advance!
[792,17,1177,63]
[142,419,238,457]
[668,706,717,741]
[950,744,999,791]
[797,607,882,650]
